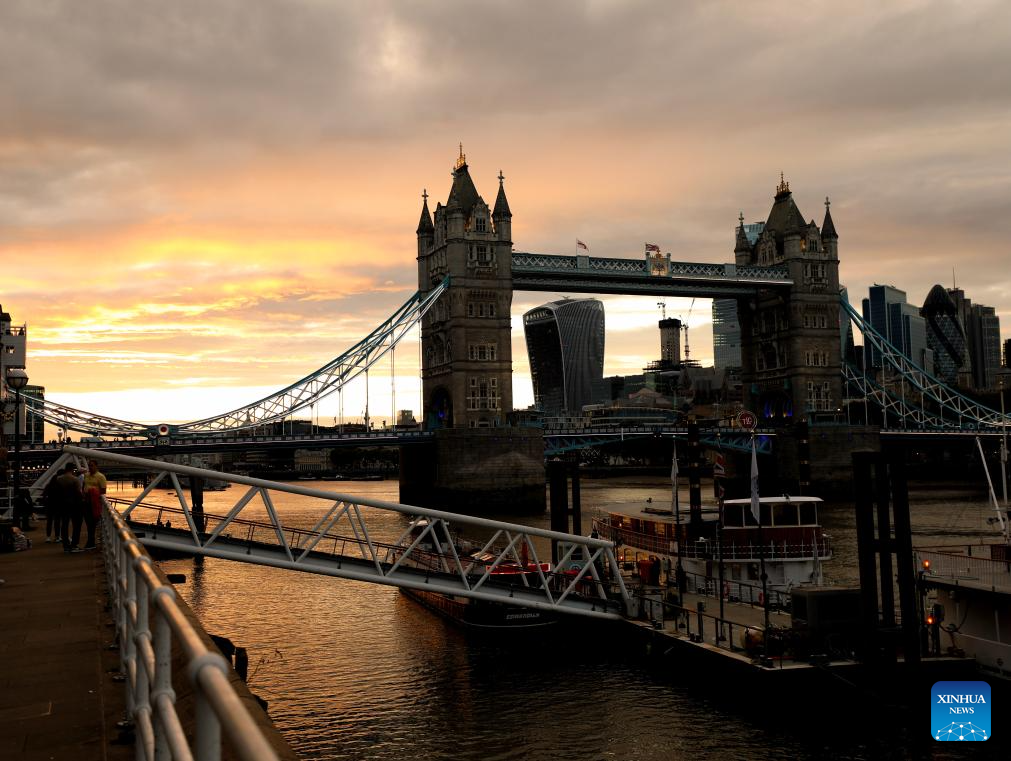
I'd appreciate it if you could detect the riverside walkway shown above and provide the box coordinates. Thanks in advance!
[0,538,131,759]
[0,526,296,760]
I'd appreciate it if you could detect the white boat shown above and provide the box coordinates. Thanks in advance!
[915,436,1011,680]
[592,495,832,592]
[916,542,1011,680]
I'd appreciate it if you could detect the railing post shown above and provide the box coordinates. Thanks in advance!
[133,559,153,761]
[150,589,176,761]
[119,540,135,717]
[196,691,222,761]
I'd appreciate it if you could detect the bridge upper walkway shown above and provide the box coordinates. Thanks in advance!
[49,447,631,620]
[511,252,792,296]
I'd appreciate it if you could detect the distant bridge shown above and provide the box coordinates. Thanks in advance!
[20,425,773,461]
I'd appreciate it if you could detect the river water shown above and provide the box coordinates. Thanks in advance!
[117,476,1005,760]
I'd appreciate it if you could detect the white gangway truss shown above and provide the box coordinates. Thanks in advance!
[53,446,631,620]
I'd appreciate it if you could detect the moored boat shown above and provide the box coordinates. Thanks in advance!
[394,520,559,630]
[915,436,1011,680]
[592,495,832,592]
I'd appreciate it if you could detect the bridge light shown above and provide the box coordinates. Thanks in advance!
[926,614,935,625]
[921,559,931,571]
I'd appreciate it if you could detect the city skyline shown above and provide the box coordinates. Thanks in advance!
[2,1,1010,425]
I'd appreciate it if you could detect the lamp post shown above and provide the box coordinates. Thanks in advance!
[6,368,28,526]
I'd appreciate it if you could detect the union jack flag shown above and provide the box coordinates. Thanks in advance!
[645,242,661,253]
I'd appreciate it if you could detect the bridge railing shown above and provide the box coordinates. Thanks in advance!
[102,500,279,760]
[916,546,1011,594]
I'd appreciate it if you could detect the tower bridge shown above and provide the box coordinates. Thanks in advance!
[17,150,1011,512]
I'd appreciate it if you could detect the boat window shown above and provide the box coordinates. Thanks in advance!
[723,503,744,527]
[799,503,817,525]
[773,503,798,527]
[760,504,771,526]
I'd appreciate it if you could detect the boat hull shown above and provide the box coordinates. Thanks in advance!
[401,588,557,630]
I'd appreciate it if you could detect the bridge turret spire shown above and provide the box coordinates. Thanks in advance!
[416,188,434,236]
[493,169,512,219]
[735,211,751,259]
[776,172,791,197]
[821,196,837,240]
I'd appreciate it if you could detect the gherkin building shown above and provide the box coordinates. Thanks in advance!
[920,284,968,385]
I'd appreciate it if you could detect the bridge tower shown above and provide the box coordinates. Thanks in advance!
[737,177,842,424]
[406,149,544,514]
[416,147,514,428]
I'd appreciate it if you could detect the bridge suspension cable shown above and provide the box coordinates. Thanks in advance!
[25,279,449,438]
[840,292,1010,429]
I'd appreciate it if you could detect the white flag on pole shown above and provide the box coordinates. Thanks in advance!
[750,436,761,524]
[671,438,678,483]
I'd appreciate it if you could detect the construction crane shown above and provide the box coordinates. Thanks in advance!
[681,298,696,363]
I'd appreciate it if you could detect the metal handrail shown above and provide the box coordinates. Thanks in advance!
[103,501,279,760]
[916,547,1011,593]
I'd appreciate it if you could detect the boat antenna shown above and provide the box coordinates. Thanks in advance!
[975,436,1009,544]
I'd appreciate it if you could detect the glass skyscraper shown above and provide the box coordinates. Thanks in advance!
[524,298,605,415]
[862,284,932,373]
[712,299,741,370]
[921,284,968,386]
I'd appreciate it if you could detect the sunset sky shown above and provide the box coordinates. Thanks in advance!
[2,1,1010,428]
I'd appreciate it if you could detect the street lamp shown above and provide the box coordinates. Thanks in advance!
[6,368,28,525]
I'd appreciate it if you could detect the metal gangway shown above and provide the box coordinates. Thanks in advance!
[50,447,632,620]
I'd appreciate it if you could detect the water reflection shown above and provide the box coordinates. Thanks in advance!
[141,476,1002,760]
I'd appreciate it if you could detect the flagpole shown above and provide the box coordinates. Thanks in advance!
[717,434,726,637]
[752,432,771,664]
[671,437,685,602]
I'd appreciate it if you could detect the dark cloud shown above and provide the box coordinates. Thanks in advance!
[2,0,1010,406]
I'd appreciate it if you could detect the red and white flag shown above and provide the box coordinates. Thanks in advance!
[576,239,588,251]
[645,242,661,253]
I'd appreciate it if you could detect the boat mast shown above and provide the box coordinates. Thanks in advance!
[975,436,1010,545]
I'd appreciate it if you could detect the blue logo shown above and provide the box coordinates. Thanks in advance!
[931,681,990,741]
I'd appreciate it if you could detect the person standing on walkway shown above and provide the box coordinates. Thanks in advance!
[43,476,62,543]
[57,464,84,553]
[82,459,106,550]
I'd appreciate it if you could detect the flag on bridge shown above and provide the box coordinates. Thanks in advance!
[645,242,661,253]
[750,436,761,524]
[576,239,588,251]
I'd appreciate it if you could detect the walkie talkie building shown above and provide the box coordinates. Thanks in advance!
[524,298,605,415]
